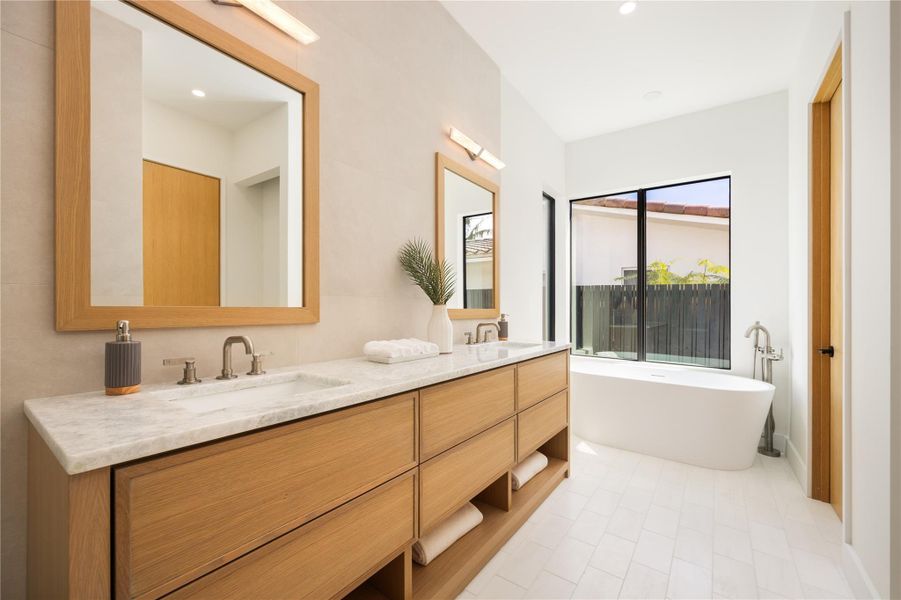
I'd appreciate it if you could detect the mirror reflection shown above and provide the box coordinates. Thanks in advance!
[442,169,495,310]
[89,0,304,308]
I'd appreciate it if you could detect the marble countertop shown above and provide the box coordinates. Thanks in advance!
[25,341,570,475]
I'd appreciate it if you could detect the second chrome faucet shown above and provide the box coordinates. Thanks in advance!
[217,336,261,380]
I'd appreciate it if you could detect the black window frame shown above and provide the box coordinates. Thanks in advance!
[569,175,732,368]
[543,193,556,341]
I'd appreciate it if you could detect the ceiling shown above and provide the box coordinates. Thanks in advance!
[442,1,817,142]
[94,0,299,131]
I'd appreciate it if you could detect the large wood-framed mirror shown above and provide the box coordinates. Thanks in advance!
[55,0,319,330]
[435,153,500,320]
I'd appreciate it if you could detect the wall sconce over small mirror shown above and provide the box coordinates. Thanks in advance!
[448,127,505,170]
[210,0,319,44]
[435,153,500,320]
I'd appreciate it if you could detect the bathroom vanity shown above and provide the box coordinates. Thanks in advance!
[26,343,570,600]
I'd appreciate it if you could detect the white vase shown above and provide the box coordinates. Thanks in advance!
[427,304,454,354]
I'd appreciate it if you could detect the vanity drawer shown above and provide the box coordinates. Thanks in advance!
[516,351,568,410]
[166,472,415,600]
[420,418,515,534]
[115,393,416,600]
[420,366,515,459]
[518,390,568,461]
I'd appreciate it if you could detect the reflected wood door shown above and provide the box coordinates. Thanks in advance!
[829,82,843,519]
[143,160,220,306]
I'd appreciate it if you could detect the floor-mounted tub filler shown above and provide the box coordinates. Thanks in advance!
[570,356,775,470]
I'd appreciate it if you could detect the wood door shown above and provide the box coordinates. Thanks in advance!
[829,82,843,519]
[810,45,842,515]
[142,160,220,306]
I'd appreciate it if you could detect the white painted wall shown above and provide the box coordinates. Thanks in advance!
[497,77,567,342]
[90,7,143,306]
[566,92,791,443]
[786,2,900,596]
[231,102,303,307]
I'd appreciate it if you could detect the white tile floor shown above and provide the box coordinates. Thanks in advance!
[457,439,852,600]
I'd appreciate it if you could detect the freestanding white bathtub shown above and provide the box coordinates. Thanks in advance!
[571,356,775,470]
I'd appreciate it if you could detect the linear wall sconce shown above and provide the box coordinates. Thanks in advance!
[449,127,505,170]
[211,0,319,44]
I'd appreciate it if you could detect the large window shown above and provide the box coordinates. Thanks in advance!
[571,177,731,368]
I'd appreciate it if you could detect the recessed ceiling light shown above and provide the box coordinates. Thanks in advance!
[191,89,206,98]
[619,1,637,15]
[643,90,663,102]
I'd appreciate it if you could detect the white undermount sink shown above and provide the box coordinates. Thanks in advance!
[477,341,542,350]
[165,374,348,414]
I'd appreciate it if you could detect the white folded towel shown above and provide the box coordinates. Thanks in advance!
[512,451,549,491]
[412,502,483,566]
[363,338,439,362]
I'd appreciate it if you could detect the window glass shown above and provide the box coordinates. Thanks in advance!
[645,178,731,368]
[571,192,639,360]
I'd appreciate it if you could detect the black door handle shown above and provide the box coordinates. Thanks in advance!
[818,346,835,357]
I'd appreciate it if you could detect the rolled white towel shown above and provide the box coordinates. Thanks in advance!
[512,451,549,491]
[363,338,439,360]
[412,502,483,566]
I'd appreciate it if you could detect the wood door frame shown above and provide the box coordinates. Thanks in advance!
[810,44,844,504]
[55,0,320,330]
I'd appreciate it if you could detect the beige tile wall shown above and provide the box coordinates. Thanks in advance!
[0,1,501,595]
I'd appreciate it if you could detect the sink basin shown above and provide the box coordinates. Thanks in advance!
[462,341,542,361]
[476,341,541,350]
[165,374,348,414]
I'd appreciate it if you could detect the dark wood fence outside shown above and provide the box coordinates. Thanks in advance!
[573,284,730,367]
[465,289,493,309]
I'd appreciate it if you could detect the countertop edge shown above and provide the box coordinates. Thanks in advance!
[26,343,571,475]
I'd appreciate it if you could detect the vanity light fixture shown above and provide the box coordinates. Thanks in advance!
[191,89,206,98]
[619,1,637,15]
[448,127,505,170]
[210,0,319,45]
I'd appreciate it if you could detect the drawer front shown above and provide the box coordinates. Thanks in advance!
[420,418,515,534]
[116,393,416,599]
[420,366,515,459]
[517,351,568,410]
[167,473,415,600]
[518,390,568,460]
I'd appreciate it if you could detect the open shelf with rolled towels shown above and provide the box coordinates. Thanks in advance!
[412,457,569,599]
[512,451,549,490]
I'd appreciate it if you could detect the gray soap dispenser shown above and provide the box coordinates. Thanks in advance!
[105,320,142,396]
[499,314,509,341]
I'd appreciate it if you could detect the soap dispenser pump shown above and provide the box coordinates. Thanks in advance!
[498,314,509,341]
[105,320,142,396]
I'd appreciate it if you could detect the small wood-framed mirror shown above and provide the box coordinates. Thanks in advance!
[435,153,500,320]
[55,0,319,330]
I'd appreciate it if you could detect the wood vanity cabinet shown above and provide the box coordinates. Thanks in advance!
[115,394,417,599]
[28,350,571,600]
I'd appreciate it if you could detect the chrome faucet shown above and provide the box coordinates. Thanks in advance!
[743,321,783,382]
[476,322,500,343]
[744,321,784,457]
[217,336,255,380]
